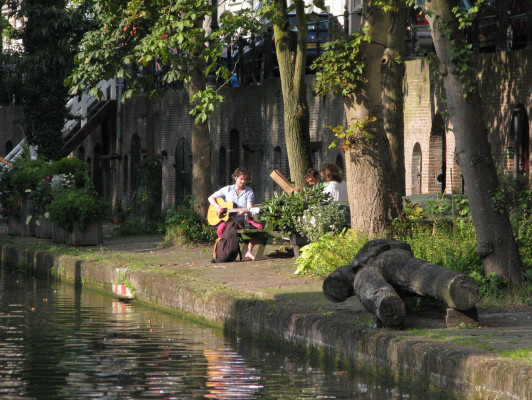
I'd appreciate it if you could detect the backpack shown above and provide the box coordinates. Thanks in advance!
[212,219,242,263]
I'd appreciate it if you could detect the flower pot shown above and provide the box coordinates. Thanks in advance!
[21,199,35,237]
[35,215,53,239]
[52,224,69,244]
[68,221,103,246]
[7,216,23,236]
[290,233,309,259]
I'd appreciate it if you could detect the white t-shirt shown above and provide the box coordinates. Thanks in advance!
[323,181,348,202]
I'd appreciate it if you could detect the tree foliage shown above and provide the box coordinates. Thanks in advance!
[67,0,256,122]
[3,0,94,160]
[312,28,372,98]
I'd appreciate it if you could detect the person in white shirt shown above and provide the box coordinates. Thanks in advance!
[320,163,348,202]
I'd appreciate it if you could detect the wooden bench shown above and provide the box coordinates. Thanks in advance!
[237,222,285,260]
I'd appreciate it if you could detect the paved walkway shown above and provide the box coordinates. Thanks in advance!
[0,231,531,399]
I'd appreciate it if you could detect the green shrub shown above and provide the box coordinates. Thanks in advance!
[295,229,368,277]
[50,157,91,188]
[293,202,347,242]
[47,187,111,231]
[164,196,216,245]
[9,157,51,196]
[261,184,330,236]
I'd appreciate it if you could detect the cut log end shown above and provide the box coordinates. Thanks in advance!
[375,293,406,327]
[322,265,356,303]
[446,275,480,310]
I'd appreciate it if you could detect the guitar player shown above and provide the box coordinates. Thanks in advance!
[207,167,263,261]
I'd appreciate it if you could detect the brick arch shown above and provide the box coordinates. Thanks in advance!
[229,129,240,175]
[174,137,192,205]
[511,104,530,179]
[219,147,227,187]
[130,134,141,202]
[428,114,446,193]
[411,142,422,195]
[5,140,13,155]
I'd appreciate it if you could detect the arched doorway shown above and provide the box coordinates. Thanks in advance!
[428,114,446,193]
[219,147,227,187]
[512,104,530,178]
[175,137,192,205]
[229,129,240,175]
[411,143,422,195]
[5,141,13,155]
[93,143,103,197]
[130,134,142,207]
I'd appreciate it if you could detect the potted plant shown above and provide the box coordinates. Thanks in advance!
[0,179,22,235]
[29,175,54,238]
[7,156,53,236]
[0,154,51,236]
[43,156,110,245]
[47,186,111,245]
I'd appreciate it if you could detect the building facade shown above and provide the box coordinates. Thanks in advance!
[1,49,531,213]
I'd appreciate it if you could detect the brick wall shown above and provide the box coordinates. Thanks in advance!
[1,48,531,212]
[403,48,532,196]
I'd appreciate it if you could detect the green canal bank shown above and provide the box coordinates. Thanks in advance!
[0,232,530,400]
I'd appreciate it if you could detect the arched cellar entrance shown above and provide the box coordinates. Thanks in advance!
[411,143,422,195]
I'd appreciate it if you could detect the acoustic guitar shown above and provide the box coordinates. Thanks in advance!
[207,198,261,226]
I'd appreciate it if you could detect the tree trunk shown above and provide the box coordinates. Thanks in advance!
[425,0,523,285]
[343,1,402,237]
[184,23,213,217]
[382,0,407,196]
[273,0,312,188]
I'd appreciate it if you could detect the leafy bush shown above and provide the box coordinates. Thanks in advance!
[47,187,111,232]
[164,196,216,245]
[50,157,91,188]
[261,184,330,236]
[8,157,52,196]
[112,201,164,236]
[29,175,54,217]
[0,168,21,218]
[295,229,368,277]
[293,202,347,242]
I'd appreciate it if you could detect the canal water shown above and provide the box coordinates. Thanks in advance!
[0,267,453,400]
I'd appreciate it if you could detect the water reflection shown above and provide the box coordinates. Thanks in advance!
[0,267,453,400]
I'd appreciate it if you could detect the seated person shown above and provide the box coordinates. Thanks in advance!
[304,168,321,186]
[320,163,348,202]
[208,167,262,260]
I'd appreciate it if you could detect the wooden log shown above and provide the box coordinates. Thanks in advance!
[353,265,405,326]
[374,248,480,310]
[322,264,358,303]
[322,239,412,303]
[350,239,412,267]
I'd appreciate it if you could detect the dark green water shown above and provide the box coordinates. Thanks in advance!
[0,267,452,400]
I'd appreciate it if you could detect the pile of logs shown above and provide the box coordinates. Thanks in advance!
[322,239,480,327]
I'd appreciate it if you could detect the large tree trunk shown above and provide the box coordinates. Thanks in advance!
[343,1,402,237]
[184,26,213,217]
[273,0,312,188]
[425,0,523,285]
[382,0,406,196]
